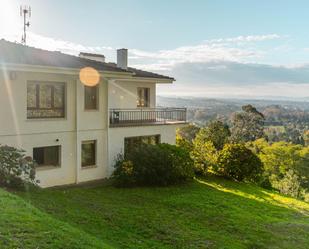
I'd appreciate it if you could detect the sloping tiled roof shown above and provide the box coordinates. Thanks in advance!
[106,62,174,80]
[0,39,174,81]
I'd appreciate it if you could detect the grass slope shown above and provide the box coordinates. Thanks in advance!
[2,176,309,249]
[0,188,112,249]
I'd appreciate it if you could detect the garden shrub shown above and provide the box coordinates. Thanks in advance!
[272,170,301,198]
[113,143,194,186]
[216,143,263,182]
[191,140,217,175]
[249,140,309,199]
[0,145,36,188]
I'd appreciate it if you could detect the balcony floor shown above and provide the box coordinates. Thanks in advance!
[109,120,187,128]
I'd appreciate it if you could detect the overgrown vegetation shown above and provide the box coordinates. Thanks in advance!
[113,143,194,186]
[0,145,36,189]
[177,104,309,201]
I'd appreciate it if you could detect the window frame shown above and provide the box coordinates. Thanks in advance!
[27,81,66,119]
[84,85,99,111]
[33,145,61,168]
[124,134,161,156]
[81,140,97,168]
[137,87,150,108]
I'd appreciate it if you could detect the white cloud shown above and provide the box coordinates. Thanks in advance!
[207,34,281,43]
[26,32,114,55]
[1,31,281,71]
[130,34,282,71]
[2,32,114,58]
[157,82,309,98]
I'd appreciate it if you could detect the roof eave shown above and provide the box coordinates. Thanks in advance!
[1,62,134,78]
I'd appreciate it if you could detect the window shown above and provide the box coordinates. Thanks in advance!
[81,140,96,167]
[84,86,98,110]
[33,146,61,167]
[124,135,160,155]
[27,81,65,119]
[137,87,150,107]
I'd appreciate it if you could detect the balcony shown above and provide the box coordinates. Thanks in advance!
[109,108,187,127]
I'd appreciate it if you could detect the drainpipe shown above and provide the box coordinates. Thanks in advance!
[75,79,80,184]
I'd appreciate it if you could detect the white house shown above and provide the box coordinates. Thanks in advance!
[0,40,186,187]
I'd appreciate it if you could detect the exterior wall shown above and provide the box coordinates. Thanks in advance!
[0,70,76,138]
[0,70,109,187]
[0,68,178,187]
[0,132,76,188]
[107,124,179,176]
[75,78,109,184]
[108,80,156,109]
[76,130,108,183]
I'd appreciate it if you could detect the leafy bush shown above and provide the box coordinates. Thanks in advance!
[271,170,301,198]
[191,140,217,175]
[113,143,194,186]
[216,143,263,182]
[196,120,231,150]
[176,124,200,152]
[0,145,36,188]
[248,139,309,199]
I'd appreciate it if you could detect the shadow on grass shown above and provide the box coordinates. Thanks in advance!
[196,175,309,215]
[14,176,309,249]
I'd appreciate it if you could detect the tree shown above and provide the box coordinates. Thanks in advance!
[216,143,263,182]
[249,140,309,199]
[195,120,230,150]
[191,140,217,175]
[230,104,265,143]
[0,145,36,188]
[176,124,200,152]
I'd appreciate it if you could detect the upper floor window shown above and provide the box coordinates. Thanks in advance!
[84,85,98,110]
[27,81,65,119]
[137,87,150,107]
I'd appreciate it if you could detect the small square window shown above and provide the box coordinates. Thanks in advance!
[82,140,96,167]
[84,86,98,110]
[33,146,61,167]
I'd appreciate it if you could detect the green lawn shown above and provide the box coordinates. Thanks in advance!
[1,176,309,249]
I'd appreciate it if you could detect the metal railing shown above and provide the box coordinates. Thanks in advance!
[109,108,187,127]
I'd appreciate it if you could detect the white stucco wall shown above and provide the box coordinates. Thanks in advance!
[0,68,178,188]
[108,80,156,109]
[107,124,179,176]
[0,70,110,187]
[0,132,76,188]
[0,71,76,138]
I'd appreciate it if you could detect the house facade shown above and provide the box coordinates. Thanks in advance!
[0,40,186,187]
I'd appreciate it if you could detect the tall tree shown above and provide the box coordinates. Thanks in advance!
[195,120,231,150]
[230,104,265,142]
[176,124,200,151]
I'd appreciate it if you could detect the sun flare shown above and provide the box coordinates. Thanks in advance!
[0,0,22,39]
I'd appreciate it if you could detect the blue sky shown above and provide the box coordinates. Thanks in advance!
[2,0,309,98]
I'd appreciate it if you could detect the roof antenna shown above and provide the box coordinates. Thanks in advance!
[20,5,31,45]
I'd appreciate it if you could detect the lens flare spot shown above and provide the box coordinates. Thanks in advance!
[79,67,100,86]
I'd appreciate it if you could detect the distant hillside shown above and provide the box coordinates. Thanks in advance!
[157,96,309,126]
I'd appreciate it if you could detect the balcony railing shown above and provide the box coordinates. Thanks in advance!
[109,108,187,127]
